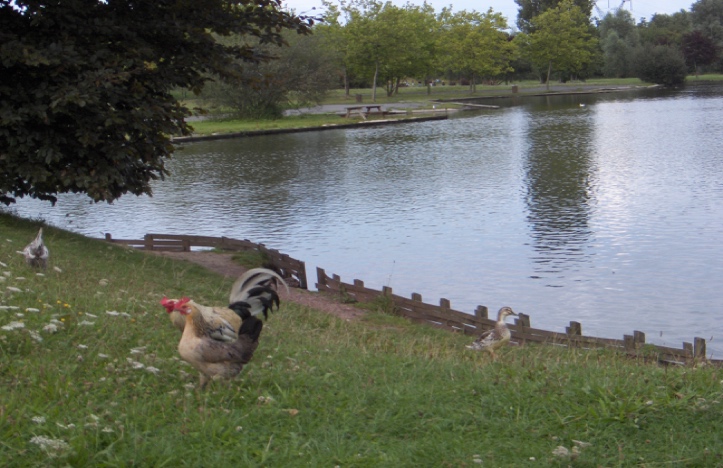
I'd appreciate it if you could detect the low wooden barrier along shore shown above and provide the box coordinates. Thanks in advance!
[102,233,716,365]
[101,233,307,289]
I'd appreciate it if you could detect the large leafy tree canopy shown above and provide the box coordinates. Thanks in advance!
[518,0,597,88]
[514,0,595,33]
[437,9,516,92]
[0,0,314,205]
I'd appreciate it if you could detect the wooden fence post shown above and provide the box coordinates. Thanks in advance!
[566,321,582,336]
[411,293,422,302]
[474,306,488,320]
[633,330,646,347]
[694,337,706,360]
[516,313,531,328]
[144,234,154,251]
[316,267,327,288]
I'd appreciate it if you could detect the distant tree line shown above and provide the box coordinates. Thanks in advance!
[2,0,721,206]
[223,0,721,109]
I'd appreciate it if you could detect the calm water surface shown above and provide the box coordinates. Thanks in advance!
[10,83,723,356]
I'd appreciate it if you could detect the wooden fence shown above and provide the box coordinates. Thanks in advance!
[316,267,719,366]
[102,233,307,289]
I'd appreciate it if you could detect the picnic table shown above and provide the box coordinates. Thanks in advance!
[344,105,384,119]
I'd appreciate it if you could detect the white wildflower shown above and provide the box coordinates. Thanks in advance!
[78,344,88,349]
[235,426,243,432]
[128,360,144,370]
[0,277,5,283]
[0,261,6,267]
[56,423,76,430]
[78,320,95,326]
[6,286,23,293]
[15,276,26,281]
[183,383,196,390]
[29,435,71,457]
[84,312,98,318]
[130,347,146,355]
[49,318,63,325]
[43,323,59,333]
[120,312,131,318]
[2,321,25,331]
[98,279,109,286]
[15,313,24,317]
[101,427,114,433]
[25,307,40,313]
[27,330,43,342]
[0,305,19,310]
[106,310,120,316]
[36,273,45,277]
[2,271,11,277]
[552,446,570,458]
[31,416,46,424]
[145,366,160,374]
[53,266,62,273]
[98,353,109,359]
[89,414,100,422]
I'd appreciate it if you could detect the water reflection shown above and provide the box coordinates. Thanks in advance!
[523,106,596,283]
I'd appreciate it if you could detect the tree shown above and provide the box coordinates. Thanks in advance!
[681,30,719,75]
[437,9,517,92]
[637,11,692,47]
[598,9,639,77]
[634,44,688,86]
[515,0,595,33]
[518,0,597,89]
[341,0,438,101]
[0,0,314,205]
[202,31,339,118]
[691,0,723,70]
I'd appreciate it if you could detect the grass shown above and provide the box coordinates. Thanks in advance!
[1,213,722,466]
[181,75,723,137]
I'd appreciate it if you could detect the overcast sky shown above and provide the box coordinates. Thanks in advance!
[283,0,696,27]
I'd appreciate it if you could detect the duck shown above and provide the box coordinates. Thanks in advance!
[466,306,517,358]
[21,228,49,269]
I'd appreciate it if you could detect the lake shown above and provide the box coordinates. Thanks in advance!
[8,82,723,357]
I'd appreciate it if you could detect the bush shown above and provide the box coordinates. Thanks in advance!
[633,44,688,86]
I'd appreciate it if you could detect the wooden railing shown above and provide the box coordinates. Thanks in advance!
[102,233,307,289]
[99,231,717,365]
[316,267,717,366]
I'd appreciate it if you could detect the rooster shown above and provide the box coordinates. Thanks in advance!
[21,228,49,269]
[160,268,288,388]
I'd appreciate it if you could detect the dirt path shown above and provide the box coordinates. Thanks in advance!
[149,250,365,321]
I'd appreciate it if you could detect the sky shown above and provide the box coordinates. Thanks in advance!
[282,0,696,27]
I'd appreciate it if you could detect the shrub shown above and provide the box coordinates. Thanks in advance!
[633,44,688,86]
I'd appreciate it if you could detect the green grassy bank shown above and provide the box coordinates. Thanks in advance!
[1,214,722,466]
[184,75,723,137]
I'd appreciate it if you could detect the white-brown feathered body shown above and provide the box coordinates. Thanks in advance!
[161,268,288,388]
[467,306,517,357]
[167,268,285,334]
[22,228,49,269]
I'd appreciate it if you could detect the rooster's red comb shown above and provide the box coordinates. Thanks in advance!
[160,296,191,313]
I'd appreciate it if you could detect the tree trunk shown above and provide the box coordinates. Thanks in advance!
[344,67,350,97]
[546,61,552,91]
[372,61,379,102]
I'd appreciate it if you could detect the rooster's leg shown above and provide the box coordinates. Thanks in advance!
[199,373,209,389]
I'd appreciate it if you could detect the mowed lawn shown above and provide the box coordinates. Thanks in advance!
[1,213,722,466]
